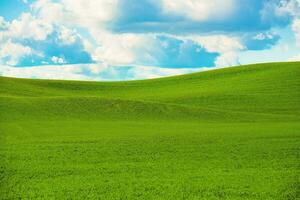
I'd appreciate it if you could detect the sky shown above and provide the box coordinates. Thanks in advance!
[0,0,300,81]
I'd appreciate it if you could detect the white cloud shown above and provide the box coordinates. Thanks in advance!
[0,13,53,41]
[92,33,137,65]
[188,35,244,53]
[184,35,244,67]
[58,26,77,44]
[0,40,33,66]
[269,0,300,48]
[0,13,52,66]
[31,0,68,25]
[292,19,300,46]
[127,66,200,80]
[274,0,300,17]
[82,39,95,54]
[31,0,119,31]
[159,34,244,68]
[31,0,144,67]
[27,0,241,69]
[62,0,119,27]
[3,0,295,79]
[253,33,275,40]
[11,13,53,40]
[51,56,66,64]
[162,0,236,21]
[86,63,109,74]
[0,64,88,80]
[1,0,148,68]
[214,52,240,67]
[0,64,201,81]
[270,0,300,47]
[91,32,158,66]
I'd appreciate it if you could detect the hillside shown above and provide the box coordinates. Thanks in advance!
[1,62,300,122]
[0,62,299,199]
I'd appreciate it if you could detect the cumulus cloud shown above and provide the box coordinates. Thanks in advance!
[2,13,53,41]
[92,33,143,65]
[0,0,299,80]
[260,1,291,25]
[275,0,300,46]
[253,33,276,40]
[58,26,77,45]
[31,0,69,25]
[62,0,119,26]
[31,0,119,31]
[189,35,244,53]
[275,0,300,17]
[29,0,149,67]
[91,32,158,66]
[214,52,240,67]
[162,0,236,21]
[243,32,280,50]
[184,35,244,67]
[51,56,65,64]
[0,40,33,66]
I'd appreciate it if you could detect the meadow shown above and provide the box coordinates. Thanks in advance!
[0,62,299,199]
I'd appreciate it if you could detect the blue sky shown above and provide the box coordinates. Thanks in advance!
[0,0,299,80]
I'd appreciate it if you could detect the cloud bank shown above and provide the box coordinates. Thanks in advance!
[0,0,299,80]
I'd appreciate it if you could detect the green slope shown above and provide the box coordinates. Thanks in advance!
[1,62,300,122]
[0,62,299,199]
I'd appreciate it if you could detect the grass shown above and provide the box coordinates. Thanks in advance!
[0,62,299,199]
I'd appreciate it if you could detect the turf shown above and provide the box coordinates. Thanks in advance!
[0,62,299,199]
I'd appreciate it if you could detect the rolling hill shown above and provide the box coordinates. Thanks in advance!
[0,62,299,199]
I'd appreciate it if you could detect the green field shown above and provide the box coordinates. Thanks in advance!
[0,62,299,199]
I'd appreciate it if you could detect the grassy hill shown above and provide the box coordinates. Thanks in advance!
[0,62,299,199]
